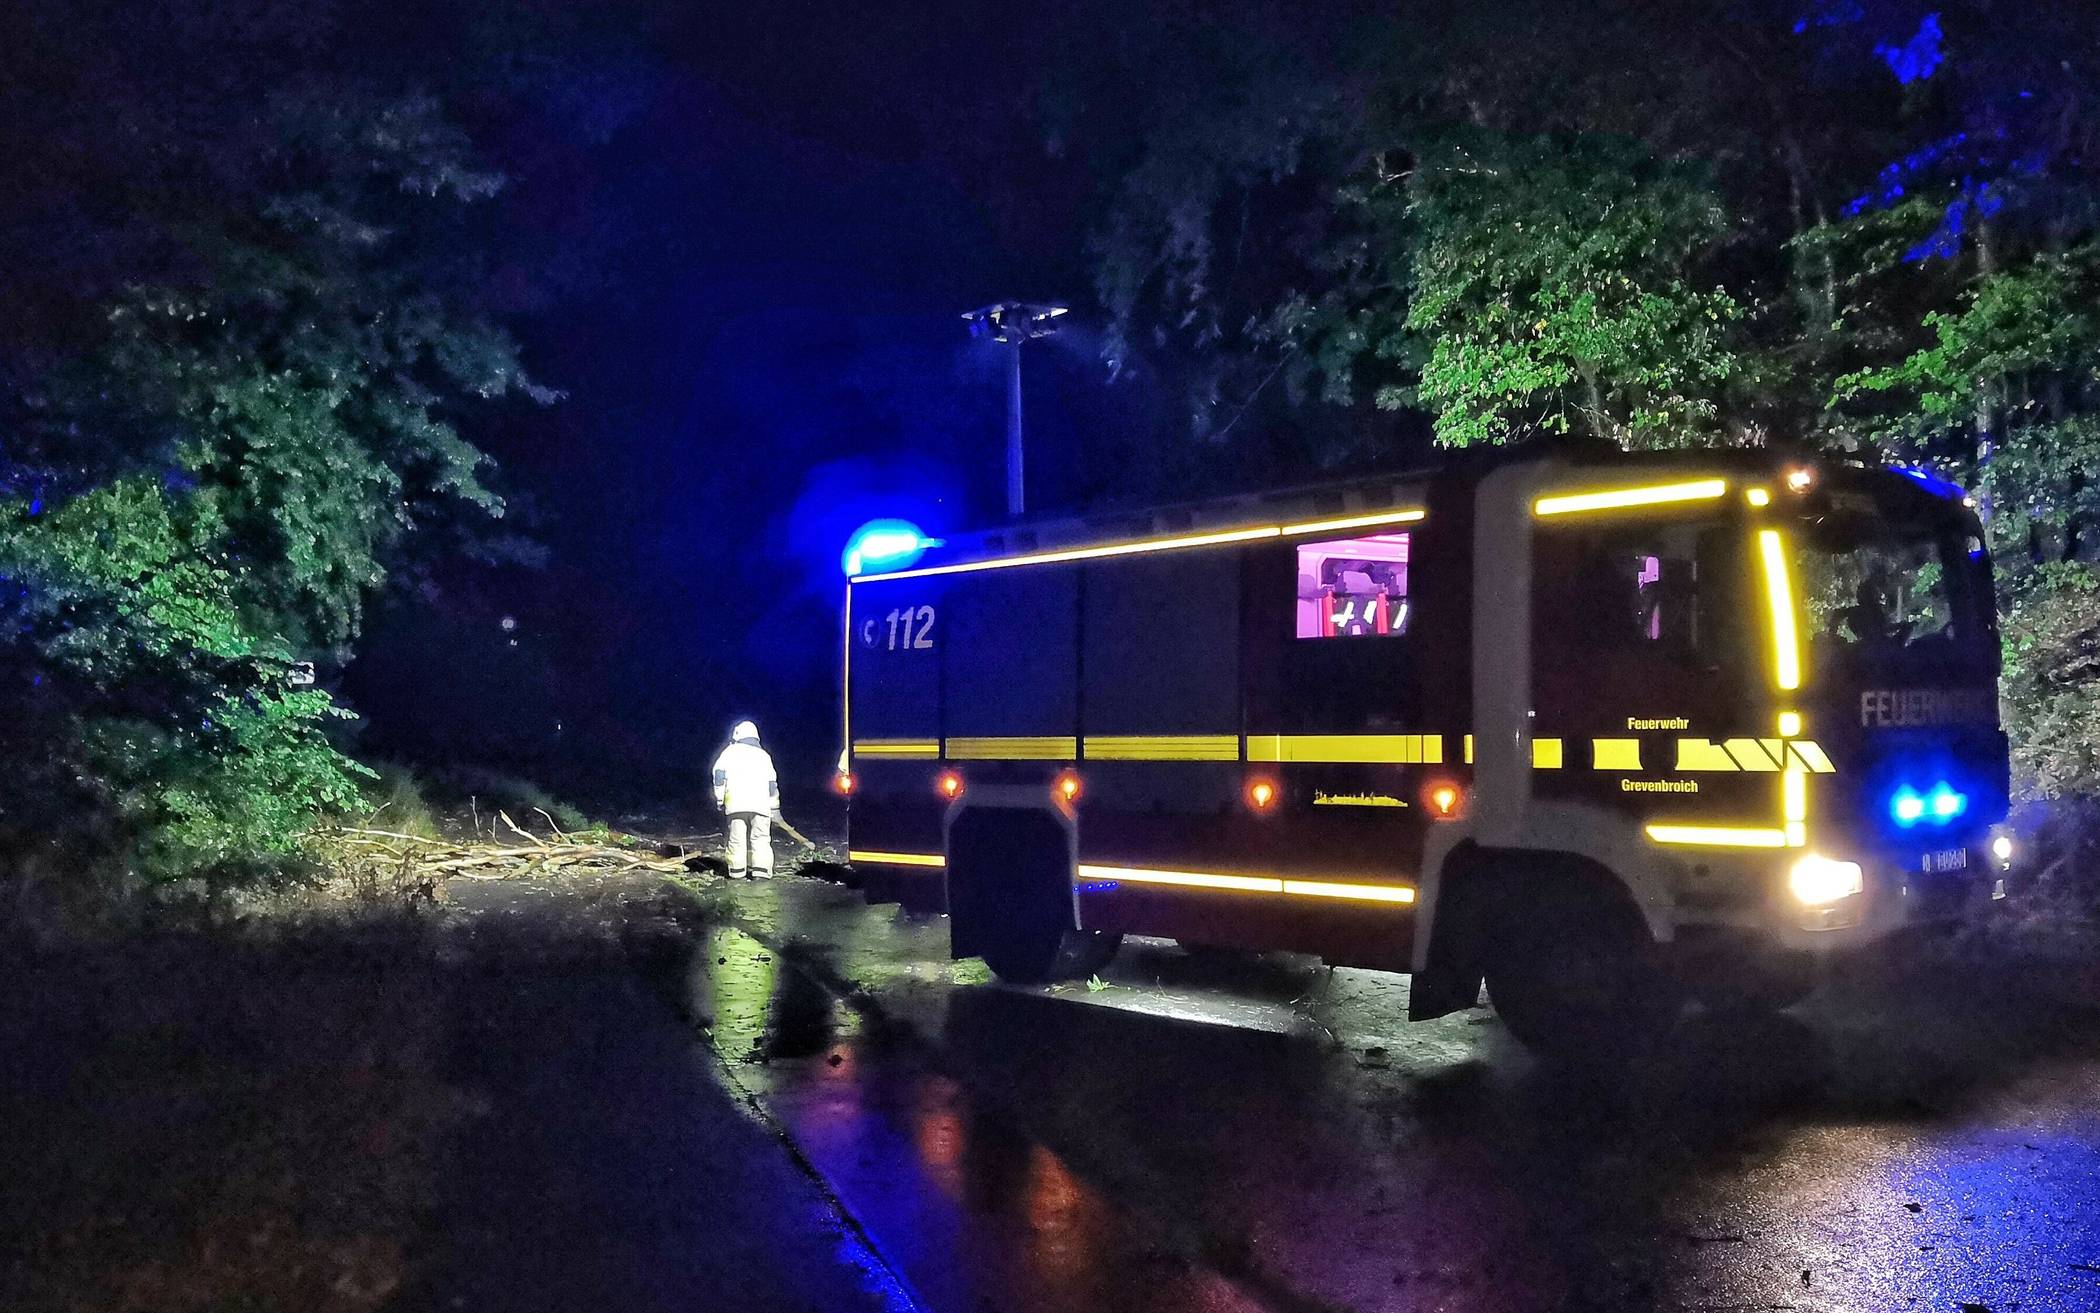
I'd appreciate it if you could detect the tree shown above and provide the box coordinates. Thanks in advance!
[0,5,552,892]
[1329,131,1747,448]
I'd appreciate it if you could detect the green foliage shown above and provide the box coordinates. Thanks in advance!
[0,478,374,886]
[98,693,370,884]
[362,764,446,841]
[2000,564,2100,799]
[1384,134,1747,448]
[0,66,545,895]
[1834,250,2100,550]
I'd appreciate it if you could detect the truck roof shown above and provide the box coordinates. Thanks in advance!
[850,445,1965,583]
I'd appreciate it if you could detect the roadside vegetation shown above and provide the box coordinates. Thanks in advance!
[0,3,573,921]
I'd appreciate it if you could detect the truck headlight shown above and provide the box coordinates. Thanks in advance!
[1789,853,1864,906]
[1990,833,2014,868]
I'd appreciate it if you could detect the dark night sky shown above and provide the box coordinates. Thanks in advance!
[345,1,1195,799]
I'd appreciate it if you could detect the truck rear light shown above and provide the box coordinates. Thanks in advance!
[1055,770,1083,803]
[1424,780,1464,819]
[937,770,964,800]
[1247,779,1276,810]
[833,770,856,796]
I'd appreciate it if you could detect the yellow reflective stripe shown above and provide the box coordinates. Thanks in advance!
[1278,509,1425,537]
[1463,734,1475,764]
[1246,734,1443,764]
[1533,479,1728,517]
[1723,738,1785,771]
[848,850,945,867]
[1758,529,1803,690]
[1280,879,1416,905]
[1083,735,1240,761]
[1078,864,1278,893]
[945,736,1076,760]
[1076,863,1415,905]
[1592,738,1643,770]
[1672,737,1836,772]
[1788,741,1836,773]
[1783,767,1808,847]
[1531,738,1564,769]
[1644,824,1791,848]
[1674,739,1737,771]
[856,525,1280,581]
[853,739,941,759]
[841,586,853,765]
[852,508,1425,582]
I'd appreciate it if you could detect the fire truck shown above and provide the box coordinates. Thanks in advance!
[835,448,2015,1054]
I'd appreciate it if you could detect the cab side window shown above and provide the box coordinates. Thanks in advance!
[1295,532,1411,639]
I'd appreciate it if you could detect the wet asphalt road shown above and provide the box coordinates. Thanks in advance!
[665,873,2100,1313]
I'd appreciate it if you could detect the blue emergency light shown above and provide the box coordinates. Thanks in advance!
[1890,465,1967,501]
[1889,781,1968,828]
[843,519,940,577]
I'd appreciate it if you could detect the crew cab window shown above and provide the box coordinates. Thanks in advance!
[1534,520,1743,664]
[1532,515,1753,724]
[1295,533,1410,639]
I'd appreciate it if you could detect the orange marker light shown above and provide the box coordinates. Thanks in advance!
[937,770,964,801]
[833,770,856,796]
[1424,780,1464,819]
[1248,779,1277,810]
[1055,770,1083,803]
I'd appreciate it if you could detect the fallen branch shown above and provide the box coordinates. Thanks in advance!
[498,810,547,847]
[313,827,693,881]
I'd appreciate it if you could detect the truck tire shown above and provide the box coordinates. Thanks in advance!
[1483,872,1679,1062]
[953,811,1120,985]
[982,922,1122,984]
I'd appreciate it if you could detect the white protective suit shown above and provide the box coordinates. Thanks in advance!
[712,721,779,878]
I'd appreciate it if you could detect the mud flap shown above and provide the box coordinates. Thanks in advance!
[1409,845,1491,1021]
[1409,963,1486,1021]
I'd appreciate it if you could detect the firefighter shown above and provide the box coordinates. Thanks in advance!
[711,720,779,879]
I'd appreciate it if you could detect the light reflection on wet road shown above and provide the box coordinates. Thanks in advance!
[686,921,1261,1313]
[671,876,2100,1313]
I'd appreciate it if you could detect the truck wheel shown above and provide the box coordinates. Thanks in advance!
[949,807,1120,985]
[1483,875,1679,1062]
[982,924,1122,984]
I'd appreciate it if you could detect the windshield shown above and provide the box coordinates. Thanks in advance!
[1796,511,1992,679]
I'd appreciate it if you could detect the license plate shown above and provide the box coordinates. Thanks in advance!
[1922,847,1969,874]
